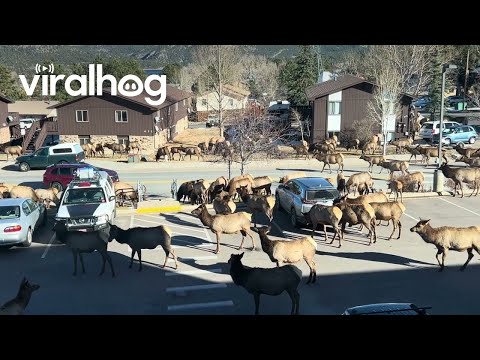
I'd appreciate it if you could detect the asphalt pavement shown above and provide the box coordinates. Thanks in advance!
[2,196,480,315]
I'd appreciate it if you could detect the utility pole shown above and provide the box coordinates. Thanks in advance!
[464,48,470,109]
[218,45,223,137]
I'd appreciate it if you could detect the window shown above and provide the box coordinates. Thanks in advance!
[115,110,128,123]
[228,99,234,106]
[22,201,32,216]
[59,167,71,176]
[76,110,88,122]
[26,199,37,213]
[35,148,49,156]
[117,136,129,146]
[201,99,208,106]
[328,101,341,115]
[64,188,106,204]
[0,206,20,219]
[175,103,178,112]
[52,148,72,154]
[78,135,91,145]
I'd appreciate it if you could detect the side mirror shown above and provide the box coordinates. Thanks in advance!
[109,196,116,202]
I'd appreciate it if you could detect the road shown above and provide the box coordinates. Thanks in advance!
[1,196,480,315]
[0,153,453,199]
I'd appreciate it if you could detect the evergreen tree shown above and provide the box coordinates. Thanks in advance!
[0,64,27,100]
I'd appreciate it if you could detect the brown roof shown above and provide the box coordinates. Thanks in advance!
[9,100,59,115]
[305,75,373,100]
[50,85,192,110]
[306,74,414,100]
[0,93,13,104]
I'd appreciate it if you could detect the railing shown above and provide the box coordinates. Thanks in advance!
[33,125,49,150]
[21,121,41,153]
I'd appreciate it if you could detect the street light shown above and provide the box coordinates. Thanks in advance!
[433,63,458,194]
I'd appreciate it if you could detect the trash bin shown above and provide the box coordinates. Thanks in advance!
[128,154,141,163]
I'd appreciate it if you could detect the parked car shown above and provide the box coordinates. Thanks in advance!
[432,125,478,146]
[275,177,340,228]
[15,143,85,172]
[55,167,116,232]
[418,121,461,141]
[472,124,480,136]
[342,303,430,315]
[43,163,119,192]
[0,198,47,249]
[19,118,37,130]
[206,113,220,128]
[413,96,431,110]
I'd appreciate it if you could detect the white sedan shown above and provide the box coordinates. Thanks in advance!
[0,198,47,249]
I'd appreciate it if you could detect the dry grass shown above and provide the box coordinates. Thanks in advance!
[445,178,475,191]
[173,128,220,146]
[393,174,423,192]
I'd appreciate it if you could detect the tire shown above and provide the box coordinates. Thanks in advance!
[469,137,476,144]
[22,228,32,247]
[51,182,63,192]
[444,138,451,146]
[457,142,465,148]
[290,208,299,228]
[19,162,30,172]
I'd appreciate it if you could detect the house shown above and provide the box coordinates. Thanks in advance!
[305,74,414,143]
[49,85,192,151]
[0,93,14,144]
[195,84,250,121]
[8,100,58,122]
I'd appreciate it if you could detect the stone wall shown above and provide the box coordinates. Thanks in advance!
[59,135,78,143]
[0,127,10,144]
[90,135,118,145]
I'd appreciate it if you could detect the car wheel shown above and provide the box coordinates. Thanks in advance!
[290,208,298,228]
[51,181,63,192]
[22,228,32,247]
[19,162,30,172]
[469,137,476,144]
[457,142,465,148]
[444,138,451,146]
[275,194,284,212]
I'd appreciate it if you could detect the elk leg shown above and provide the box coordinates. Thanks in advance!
[460,248,474,271]
[254,293,261,315]
[106,253,115,277]
[397,220,402,239]
[387,220,397,240]
[99,249,106,276]
[321,163,326,173]
[323,224,328,242]
[79,253,86,274]
[137,249,143,272]
[328,163,332,174]
[129,249,136,269]
[72,250,78,276]
[286,289,297,314]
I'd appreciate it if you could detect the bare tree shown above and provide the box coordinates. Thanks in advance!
[470,85,480,108]
[193,45,244,137]
[240,54,280,101]
[365,55,402,156]
[289,109,311,142]
[226,114,289,174]
[339,45,445,97]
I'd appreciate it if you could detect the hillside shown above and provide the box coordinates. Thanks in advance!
[0,45,361,73]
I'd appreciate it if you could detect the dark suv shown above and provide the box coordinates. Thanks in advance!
[43,163,119,192]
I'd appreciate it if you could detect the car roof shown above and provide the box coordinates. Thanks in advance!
[291,177,335,189]
[344,303,428,315]
[0,198,28,206]
[48,163,90,168]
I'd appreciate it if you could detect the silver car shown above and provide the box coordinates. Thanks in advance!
[275,177,340,228]
[0,198,47,249]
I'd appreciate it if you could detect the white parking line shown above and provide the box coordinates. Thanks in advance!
[403,212,419,222]
[167,255,217,262]
[438,197,480,217]
[172,238,214,247]
[166,283,227,293]
[167,301,234,312]
[165,268,223,277]
[41,233,57,259]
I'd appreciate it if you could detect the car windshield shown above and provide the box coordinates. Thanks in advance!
[63,188,106,204]
[0,206,20,219]
[422,123,433,130]
[306,189,338,201]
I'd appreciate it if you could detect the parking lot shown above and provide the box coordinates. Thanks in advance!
[2,195,480,315]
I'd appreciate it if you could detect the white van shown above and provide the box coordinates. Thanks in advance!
[419,120,461,141]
